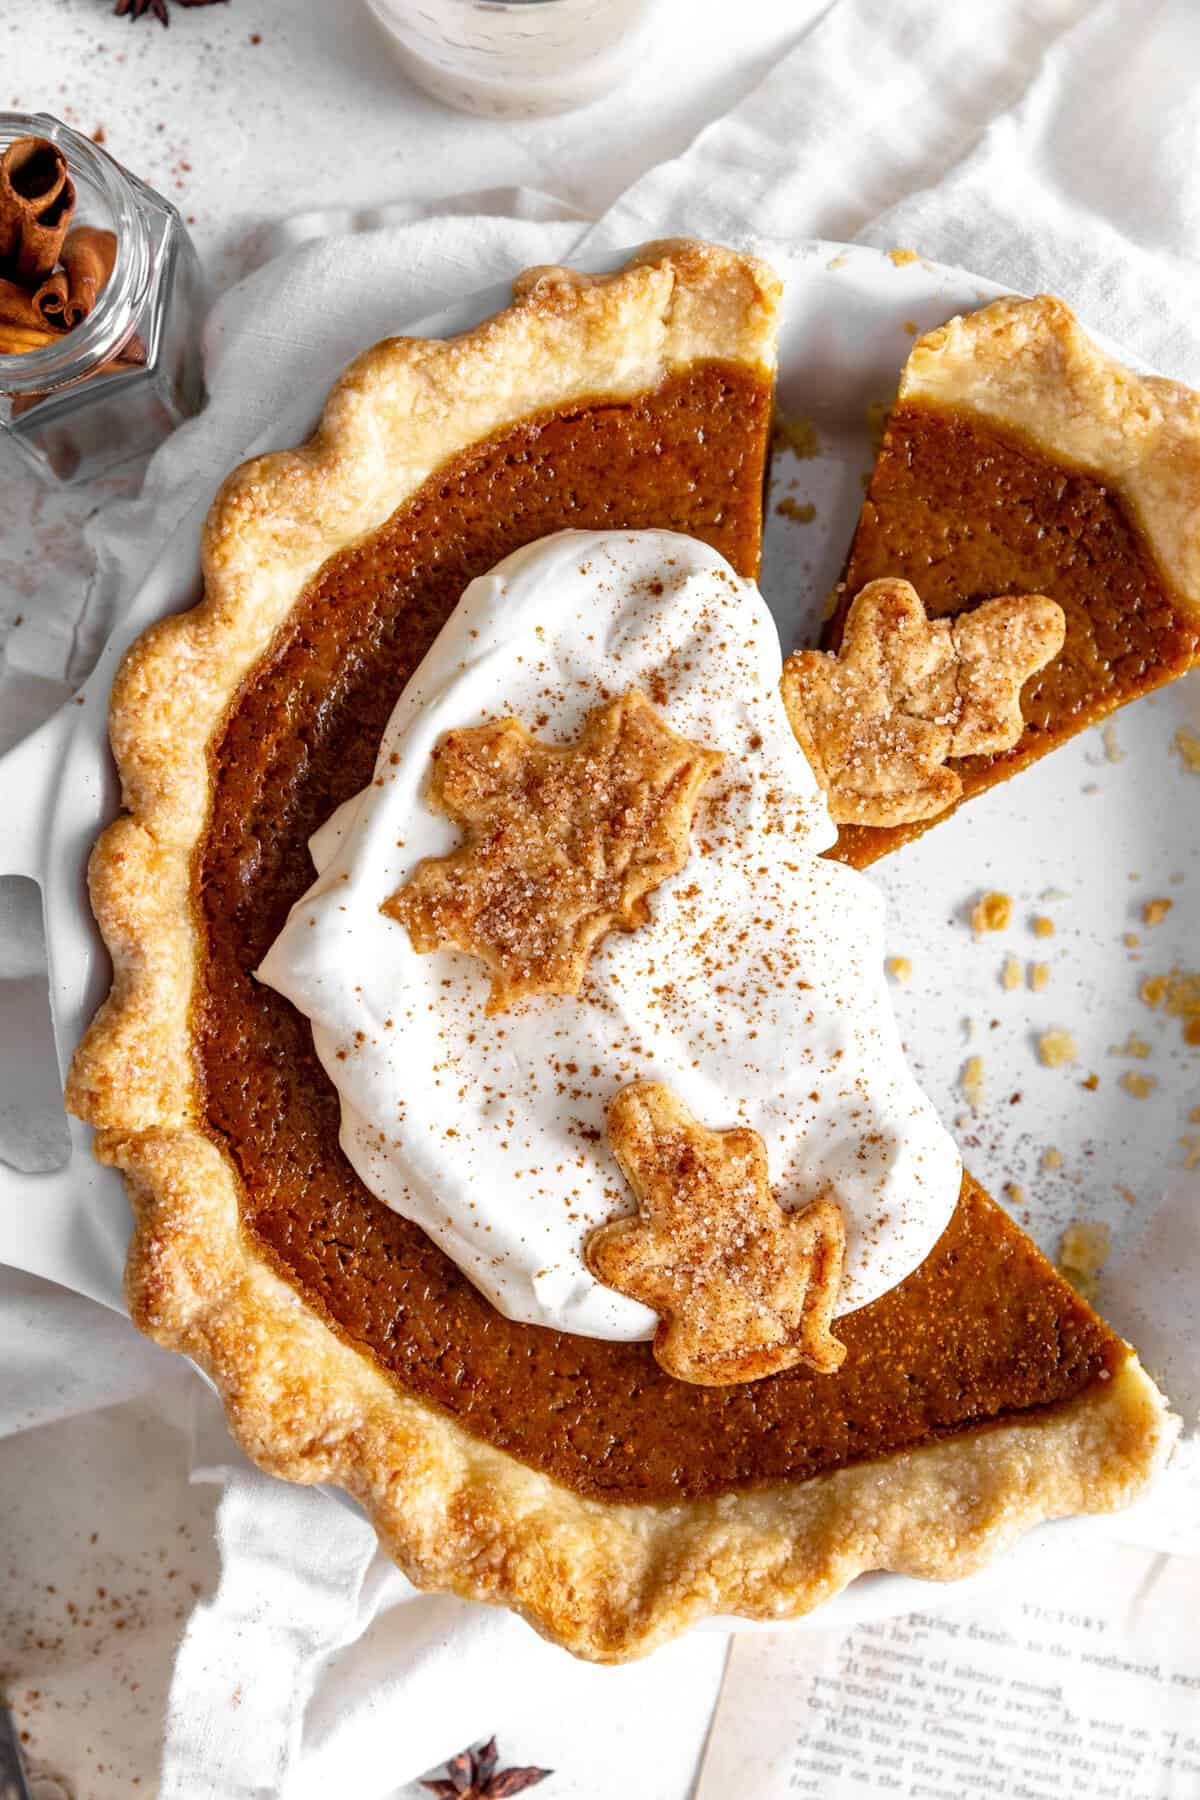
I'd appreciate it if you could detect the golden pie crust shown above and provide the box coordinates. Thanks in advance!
[66,245,1174,1662]
[829,294,1200,864]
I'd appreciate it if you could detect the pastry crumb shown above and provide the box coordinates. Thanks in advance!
[1056,1219,1111,1303]
[972,891,1012,934]
[1181,1136,1200,1171]
[1189,1105,1200,1123]
[1119,1070,1157,1099]
[887,246,920,266]
[960,1055,986,1112]
[1143,898,1173,927]
[1003,1182,1024,1206]
[1140,968,1200,1044]
[1029,961,1050,992]
[1124,932,1140,949]
[1109,1031,1151,1059]
[1038,1028,1078,1068]
[1001,955,1021,991]
[775,496,817,523]
[903,318,919,336]
[771,413,819,458]
[1101,722,1125,763]
[1032,915,1055,939]
[1172,725,1200,773]
[1040,887,1070,903]
[1081,1072,1100,1091]
[887,955,912,984]
[1041,1146,1063,1171]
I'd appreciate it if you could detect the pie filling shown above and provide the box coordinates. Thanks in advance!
[196,364,1123,1508]
[829,400,1200,867]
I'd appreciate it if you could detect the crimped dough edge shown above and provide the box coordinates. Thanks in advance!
[65,243,1173,1661]
[901,293,1200,619]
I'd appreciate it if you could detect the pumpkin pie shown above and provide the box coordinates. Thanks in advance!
[67,244,1173,1662]
[799,294,1200,867]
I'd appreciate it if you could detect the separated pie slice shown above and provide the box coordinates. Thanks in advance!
[810,295,1200,868]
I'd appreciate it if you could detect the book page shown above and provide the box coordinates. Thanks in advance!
[696,1543,1200,1800]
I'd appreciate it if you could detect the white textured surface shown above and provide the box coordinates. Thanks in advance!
[3,2,1200,1797]
[261,529,961,1333]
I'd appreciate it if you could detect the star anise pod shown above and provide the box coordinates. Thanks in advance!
[113,0,230,25]
[421,1736,552,1799]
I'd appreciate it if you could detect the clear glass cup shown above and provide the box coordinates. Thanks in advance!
[0,113,206,486]
[363,0,663,118]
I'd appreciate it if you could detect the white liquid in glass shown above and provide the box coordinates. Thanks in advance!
[364,0,663,117]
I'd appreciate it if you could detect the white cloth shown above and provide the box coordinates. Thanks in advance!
[4,1,1200,1794]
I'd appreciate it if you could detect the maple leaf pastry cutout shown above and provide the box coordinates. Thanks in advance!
[384,689,722,1013]
[586,1081,846,1385]
[421,1736,551,1798]
[780,577,1066,827]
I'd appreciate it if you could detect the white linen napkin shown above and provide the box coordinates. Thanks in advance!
[579,0,1200,379]
[5,1,1200,1794]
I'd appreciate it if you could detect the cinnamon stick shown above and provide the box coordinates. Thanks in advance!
[0,320,60,356]
[0,275,50,331]
[59,226,118,327]
[31,267,68,323]
[6,330,148,416]
[0,138,76,284]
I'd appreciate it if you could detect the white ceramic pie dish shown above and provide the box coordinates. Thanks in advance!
[2,240,1195,1632]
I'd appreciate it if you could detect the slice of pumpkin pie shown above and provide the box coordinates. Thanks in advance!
[790,295,1200,867]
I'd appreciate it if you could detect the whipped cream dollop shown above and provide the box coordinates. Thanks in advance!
[259,530,961,1341]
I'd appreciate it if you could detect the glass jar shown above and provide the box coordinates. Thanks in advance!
[0,113,205,485]
[363,0,663,118]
